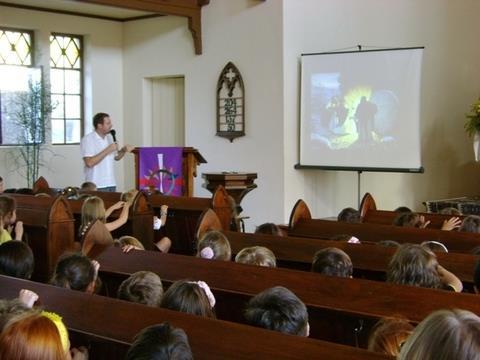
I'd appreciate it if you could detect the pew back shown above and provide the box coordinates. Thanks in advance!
[360,193,466,228]
[224,230,478,289]
[289,218,480,253]
[10,194,75,281]
[96,247,480,347]
[0,275,389,360]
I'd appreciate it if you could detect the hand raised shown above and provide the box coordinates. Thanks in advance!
[18,289,39,308]
[112,201,126,210]
[441,217,462,231]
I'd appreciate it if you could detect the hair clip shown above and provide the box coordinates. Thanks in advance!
[347,236,361,244]
[189,281,216,308]
[200,246,214,259]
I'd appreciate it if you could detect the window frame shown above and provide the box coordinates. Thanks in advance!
[0,26,36,146]
[0,26,34,66]
[50,32,84,145]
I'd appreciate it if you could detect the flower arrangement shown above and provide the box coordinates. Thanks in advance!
[465,97,480,137]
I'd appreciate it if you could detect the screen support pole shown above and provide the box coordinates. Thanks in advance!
[357,170,363,208]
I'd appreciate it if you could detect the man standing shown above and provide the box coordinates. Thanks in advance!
[80,113,134,191]
[355,96,377,143]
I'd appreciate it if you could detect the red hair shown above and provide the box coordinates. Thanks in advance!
[0,313,67,360]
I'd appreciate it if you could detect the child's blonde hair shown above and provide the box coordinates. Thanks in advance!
[80,196,106,235]
[197,231,231,261]
[235,246,276,267]
[115,235,145,250]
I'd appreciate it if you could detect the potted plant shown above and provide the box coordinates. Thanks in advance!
[465,97,480,161]
[8,77,54,188]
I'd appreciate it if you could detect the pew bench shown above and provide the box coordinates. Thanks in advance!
[95,247,480,347]
[0,275,390,360]
[9,194,75,281]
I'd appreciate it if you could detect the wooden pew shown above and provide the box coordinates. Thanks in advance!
[32,176,58,196]
[81,186,232,255]
[9,194,75,282]
[222,230,478,290]
[95,246,480,348]
[197,208,477,289]
[67,191,155,250]
[148,186,231,254]
[0,275,390,360]
[359,193,466,228]
[30,177,233,254]
[288,200,480,253]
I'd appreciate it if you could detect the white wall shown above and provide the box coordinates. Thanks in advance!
[283,0,480,219]
[122,0,284,230]
[4,1,478,225]
[0,6,123,190]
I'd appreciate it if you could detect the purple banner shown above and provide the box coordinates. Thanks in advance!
[138,147,183,196]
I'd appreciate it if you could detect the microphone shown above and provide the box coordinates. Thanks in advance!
[110,129,117,143]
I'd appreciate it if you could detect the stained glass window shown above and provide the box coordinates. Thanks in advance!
[0,28,32,66]
[50,33,83,144]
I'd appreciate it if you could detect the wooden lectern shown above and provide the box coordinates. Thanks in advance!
[133,147,206,197]
[202,172,257,205]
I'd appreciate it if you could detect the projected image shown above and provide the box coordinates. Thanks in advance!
[300,48,423,169]
[310,72,398,150]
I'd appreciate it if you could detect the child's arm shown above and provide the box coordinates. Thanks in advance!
[437,265,463,292]
[105,202,131,232]
[105,201,126,219]
[91,260,100,282]
[160,205,168,226]
[14,221,23,240]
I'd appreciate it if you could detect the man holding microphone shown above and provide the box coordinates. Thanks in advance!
[80,112,134,192]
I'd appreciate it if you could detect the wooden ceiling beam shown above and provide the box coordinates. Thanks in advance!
[74,0,209,54]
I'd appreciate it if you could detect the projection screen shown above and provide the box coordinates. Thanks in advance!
[298,47,424,172]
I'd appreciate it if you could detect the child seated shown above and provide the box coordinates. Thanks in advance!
[79,196,130,237]
[368,317,413,356]
[0,296,32,331]
[0,195,23,244]
[121,189,171,252]
[459,215,480,233]
[118,271,164,307]
[0,240,34,279]
[0,311,88,359]
[235,246,276,268]
[115,235,145,249]
[439,207,462,216]
[337,207,361,223]
[244,286,309,337]
[398,309,480,360]
[50,253,100,294]
[254,223,284,236]
[421,240,448,253]
[80,181,97,191]
[311,247,353,278]
[386,244,462,292]
[126,322,192,360]
[394,206,412,213]
[393,212,461,231]
[160,280,216,319]
[393,212,428,228]
[197,231,231,261]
